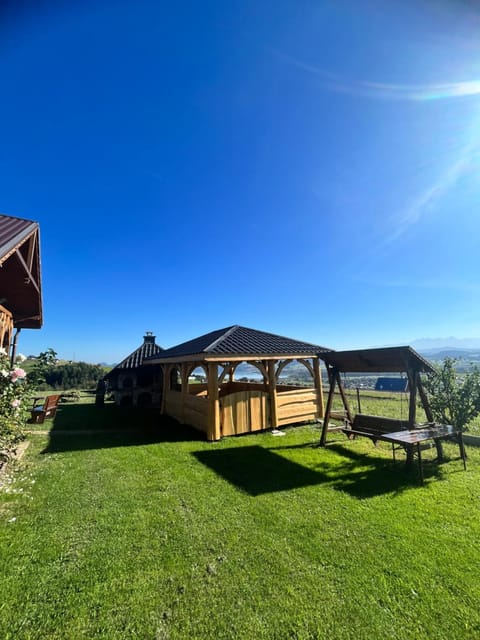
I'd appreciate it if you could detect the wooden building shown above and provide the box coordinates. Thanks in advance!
[104,332,164,407]
[0,214,42,361]
[146,325,330,441]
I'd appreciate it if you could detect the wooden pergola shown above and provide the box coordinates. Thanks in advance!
[319,346,435,446]
[147,325,330,441]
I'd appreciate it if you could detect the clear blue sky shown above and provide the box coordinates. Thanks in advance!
[2,0,480,362]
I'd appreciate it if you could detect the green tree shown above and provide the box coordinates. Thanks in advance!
[45,362,104,390]
[424,357,480,432]
[30,348,58,386]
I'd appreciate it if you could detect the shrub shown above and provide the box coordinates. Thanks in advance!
[0,349,30,462]
[423,357,480,432]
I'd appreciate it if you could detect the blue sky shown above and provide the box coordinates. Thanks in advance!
[2,0,480,362]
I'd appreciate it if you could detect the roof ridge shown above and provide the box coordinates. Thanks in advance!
[204,325,237,352]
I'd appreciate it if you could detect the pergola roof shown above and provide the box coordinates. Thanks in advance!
[319,346,434,374]
[147,325,330,363]
[0,214,42,328]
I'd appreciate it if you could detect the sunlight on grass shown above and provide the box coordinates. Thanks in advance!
[1,399,479,639]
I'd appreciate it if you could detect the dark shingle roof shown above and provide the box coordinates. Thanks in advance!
[146,325,330,361]
[105,334,164,376]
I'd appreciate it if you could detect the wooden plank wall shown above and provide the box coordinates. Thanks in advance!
[165,390,209,433]
[221,391,270,436]
[184,394,209,432]
[277,388,320,427]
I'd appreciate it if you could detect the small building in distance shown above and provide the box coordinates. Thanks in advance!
[0,214,43,361]
[104,332,164,407]
[375,377,408,392]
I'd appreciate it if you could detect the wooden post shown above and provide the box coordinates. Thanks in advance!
[417,376,434,422]
[180,363,189,424]
[356,387,362,413]
[417,374,443,458]
[320,366,337,446]
[160,365,169,414]
[336,372,353,425]
[313,357,324,420]
[407,369,417,428]
[207,363,221,441]
[267,360,278,429]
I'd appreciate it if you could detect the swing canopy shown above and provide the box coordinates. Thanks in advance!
[319,346,434,374]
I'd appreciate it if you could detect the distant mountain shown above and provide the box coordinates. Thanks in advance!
[419,347,480,359]
[411,337,480,350]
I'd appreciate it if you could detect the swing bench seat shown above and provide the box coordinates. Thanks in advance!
[345,414,410,441]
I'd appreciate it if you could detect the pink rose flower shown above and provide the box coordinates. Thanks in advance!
[11,399,21,408]
[10,367,26,382]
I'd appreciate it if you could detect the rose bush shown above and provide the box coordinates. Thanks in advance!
[0,349,30,461]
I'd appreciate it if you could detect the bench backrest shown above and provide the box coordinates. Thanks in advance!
[352,413,409,435]
[43,395,61,411]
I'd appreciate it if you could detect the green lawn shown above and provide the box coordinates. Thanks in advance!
[1,398,479,639]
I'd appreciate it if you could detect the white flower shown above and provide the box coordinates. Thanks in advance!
[0,347,7,356]
[15,353,27,363]
[0,369,8,378]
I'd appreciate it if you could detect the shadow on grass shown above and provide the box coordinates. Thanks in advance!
[193,442,443,497]
[40,402,203,454]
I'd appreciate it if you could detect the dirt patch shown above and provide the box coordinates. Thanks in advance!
[0,440,30,479]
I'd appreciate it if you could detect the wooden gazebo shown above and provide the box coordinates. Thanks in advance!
[0,214,42,361]
[319,346,436,446]
[147,325,330,441]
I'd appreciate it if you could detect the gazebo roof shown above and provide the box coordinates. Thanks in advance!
[105,333,163,377]
[319,346,434,374]
[0,214,42,328]
[146,325,330,363]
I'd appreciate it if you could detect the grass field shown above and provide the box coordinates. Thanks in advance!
[1,395,479,639]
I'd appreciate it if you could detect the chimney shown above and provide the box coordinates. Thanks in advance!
[143,332,155,344]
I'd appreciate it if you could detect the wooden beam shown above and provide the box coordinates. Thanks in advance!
[267,360,278,429]
[160,364,168,414]
[14,248,40,294]
[180,363,190,424]
[320,366,337,446]
[407,369,418,428]
[298,358,315,378]
[313,357,324,420]
[207,363,220,441]
[150,352,323,365]
[336,371,353,425]
[417,375,434,422]
[26,231,37,273]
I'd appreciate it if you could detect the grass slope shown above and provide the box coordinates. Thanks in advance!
[0,399,479,639]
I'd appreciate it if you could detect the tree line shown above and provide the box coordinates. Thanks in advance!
[29,349,106,390]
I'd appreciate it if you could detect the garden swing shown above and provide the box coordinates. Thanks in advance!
[318,346,466,483]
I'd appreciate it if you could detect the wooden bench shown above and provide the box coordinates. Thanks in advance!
[346,414,409,442]
[29,394,61,424]
[344,414,467,483]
